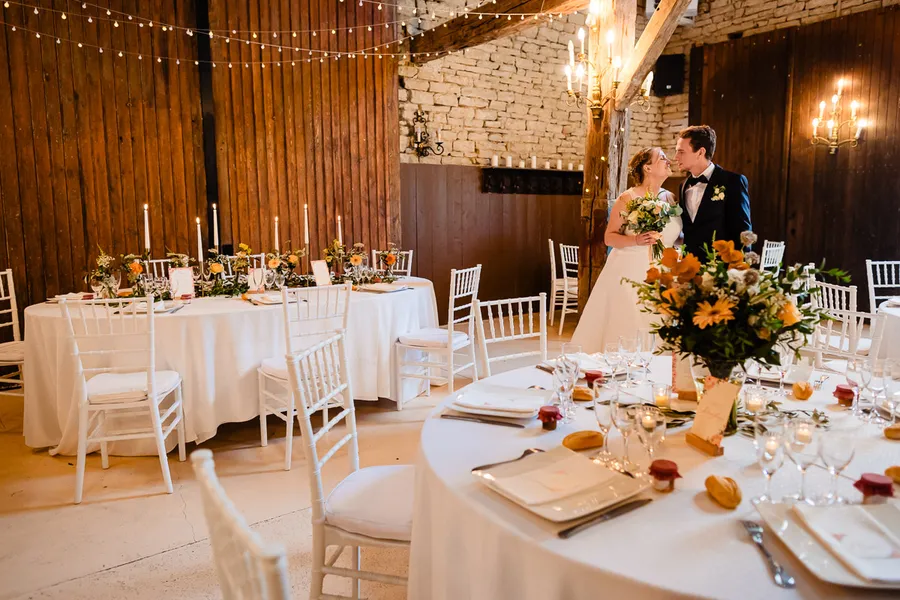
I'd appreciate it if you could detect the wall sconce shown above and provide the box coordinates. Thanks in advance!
[633,71,653,112]
[411,107,444,157]
[811,78,866,154]
[562,27,621,121]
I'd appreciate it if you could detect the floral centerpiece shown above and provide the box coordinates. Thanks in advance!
[323,239,346,277]
[231,243,253,274]
[620,191,683,260]
[200,249,247,297]
[166,252,193,268]
[265,244,306,289]
[629,231,842,434]
[375,244,402,282]
[85,247,120,298]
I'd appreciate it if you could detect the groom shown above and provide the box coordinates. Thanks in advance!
[674,125,752,259]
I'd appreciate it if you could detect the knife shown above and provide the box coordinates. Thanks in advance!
[558,498,652,539]
[440,414,526,429]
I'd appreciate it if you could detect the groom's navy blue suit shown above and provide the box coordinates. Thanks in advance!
[679,164,752,260]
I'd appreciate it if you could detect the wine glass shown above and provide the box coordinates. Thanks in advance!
[610,398,638,472]
[846,359,865,420]
[604,342,622,378]
[619,336,638,387]
[775,344,793,396]
[555,343,581,423]
[818,422,858,505]
[591,379,616,465]
[753,416,785,504]
[783,417,822,505]
[635,405,666,464]
[865,359,886,426]
[885,360,900,426]
[634,329,653,383]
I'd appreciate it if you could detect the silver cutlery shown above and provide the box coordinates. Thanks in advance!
[471,448,545,474]
[558,498,652,539]
[740,520,796,588]
[813,375,830,390]
[440,414,526,429]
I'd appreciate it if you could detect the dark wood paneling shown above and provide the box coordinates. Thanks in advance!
[401,164,581,323]
[208,0,400,255]
[0,0,206,315]
[693,6,900,310]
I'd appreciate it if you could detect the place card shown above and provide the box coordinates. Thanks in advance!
[686,378,741,455]
[169,267,194,299]
[311,260,332,287]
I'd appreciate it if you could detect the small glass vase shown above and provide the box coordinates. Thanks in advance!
[691,361,743,436]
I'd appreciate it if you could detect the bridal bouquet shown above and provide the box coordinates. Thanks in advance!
[620,192,682,260]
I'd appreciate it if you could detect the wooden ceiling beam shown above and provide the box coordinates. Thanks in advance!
[409,0,588,65]
[614,0,693,109]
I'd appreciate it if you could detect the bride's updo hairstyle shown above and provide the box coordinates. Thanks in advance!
[628,147,658,185]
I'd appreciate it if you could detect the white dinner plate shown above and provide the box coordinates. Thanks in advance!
[449,385,549,419]
[447,403,539,419]
[474,446,650,523]
[745,364,812,385]
[754,502,900,590]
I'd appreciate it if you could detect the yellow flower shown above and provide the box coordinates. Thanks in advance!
[268,258,281,269]
[349,254,363,266]
[693,298,736,329]
[778,302,801,327]
[209,262,224,274]
[385,253,397,266]
[288,254,300,265]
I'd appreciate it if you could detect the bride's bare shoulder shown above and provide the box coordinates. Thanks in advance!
[615,189,636,204]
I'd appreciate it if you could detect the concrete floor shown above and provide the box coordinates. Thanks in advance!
[0,319,576,600]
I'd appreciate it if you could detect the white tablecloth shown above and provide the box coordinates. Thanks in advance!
[878,305,900,360]
[409,357,900,600]
[24,278,438,455]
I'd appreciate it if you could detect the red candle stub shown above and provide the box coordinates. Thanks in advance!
[649,459,682,481]
[853,473,894,497]
[584,370,606,385]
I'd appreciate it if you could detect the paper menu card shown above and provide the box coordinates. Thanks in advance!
[688,379,740,446]
[311,260,332,287]
[793,503,900,583]
[492,447,616,506]
[169,267,194,298]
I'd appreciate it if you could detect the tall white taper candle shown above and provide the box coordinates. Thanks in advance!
[303,203,310,246]
[337,215,343,245]
[212,203,219,250]
[274,216,280,250]
[143,204,151,253]
[196,217,203,266]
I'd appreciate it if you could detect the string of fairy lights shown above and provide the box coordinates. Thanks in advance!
[1,0,583,64]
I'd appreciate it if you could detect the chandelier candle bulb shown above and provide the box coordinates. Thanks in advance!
[568,40,575,69]
[605,29,614,62]
[818,101,826,119]
[577,27,585,55]
[437,128,442,142]
[518,159,525,168]
[196,217,203,265]
[564,64,573,91]
[851,101,858,119]
[837,78,844,96]
[855,119,866,138]
[544,160,551,169]
[568,162,574,171]
[143,204,151,252]
[832,94,839,108]
[212,203,219,250]
[612,56,622,83]
[579,163,584,170]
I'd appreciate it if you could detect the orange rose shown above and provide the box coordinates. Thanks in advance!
[288,254,300,265]
[659,272,675,287]
[757,328,771,340]
[129,261,143,275]
[385,253,397,266]
[660,248,680,270]
[268,258,281,269]
[778,302,801,327]
[661,287,685,308]
[645,267,661,283]
[673,253,701,282]
[349,255,363,266]
[209,262,224,274]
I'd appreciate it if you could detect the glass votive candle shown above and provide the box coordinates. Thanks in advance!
[653,384,671,408]
[745,387,766,416]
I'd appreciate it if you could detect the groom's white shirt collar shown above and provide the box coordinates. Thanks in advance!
[685,162,716,221]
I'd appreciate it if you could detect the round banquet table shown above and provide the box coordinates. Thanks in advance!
[409,356,900,600]
[24,278,438,456]
[877,305,900,360]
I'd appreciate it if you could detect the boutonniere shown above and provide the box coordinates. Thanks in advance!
[711,185,726,201]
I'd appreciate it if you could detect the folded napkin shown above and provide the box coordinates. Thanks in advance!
[134,300,166,312]
[794,503,900,583]
[543,353,612,374]
[250,293,283,306]
[822,359,849,374]
[452,392,545,415]
[362,283,409,293]
[52,292,91,300]
[492,447,616,506]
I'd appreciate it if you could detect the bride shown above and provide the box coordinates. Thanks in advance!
[571,147,682,353]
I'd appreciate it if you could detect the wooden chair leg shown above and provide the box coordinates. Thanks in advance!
[258,371,269,447]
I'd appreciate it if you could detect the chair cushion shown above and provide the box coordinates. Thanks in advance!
[399,328,469,349]
[324,465,414,542]
[826,335,872,355]
[260,356,289,380]
[87,370,181,403]
[0,340,24,363]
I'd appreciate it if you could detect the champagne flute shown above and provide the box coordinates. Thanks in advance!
[604,342,622,378]
[753,416,785,504]
[776,344,793,396]
[611,399,638,472]
[783,417,822,505]
[556,343,581,422]
[845,359,865,420]
[818,422,858,505]
[635,405,666,464]
[591,379,616,465]
[619,336,638,387]
[865,359,886,426]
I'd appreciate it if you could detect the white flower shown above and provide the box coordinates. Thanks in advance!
[711,185,726,201]
[628,212,640,224]
[727,269,746,292]
[700,272,716,291]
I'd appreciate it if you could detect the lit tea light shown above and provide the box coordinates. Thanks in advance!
[765,436,780,454]
[796,425,812,444]
[653,384,670,408]
[641,413,655,430]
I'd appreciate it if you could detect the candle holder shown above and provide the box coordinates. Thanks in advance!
[811,78,866,154]
[411,108,444,158]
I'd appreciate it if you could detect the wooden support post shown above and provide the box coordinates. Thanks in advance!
[579,0,635,309]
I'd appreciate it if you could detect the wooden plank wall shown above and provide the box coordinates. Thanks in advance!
[0,0,206,314]
[206,0,400,255]
[693,6,900,310]
[400,164,581,323]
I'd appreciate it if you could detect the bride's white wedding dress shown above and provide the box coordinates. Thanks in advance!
[571,190,682,353]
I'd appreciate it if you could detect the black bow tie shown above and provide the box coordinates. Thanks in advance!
[685,174,709,189]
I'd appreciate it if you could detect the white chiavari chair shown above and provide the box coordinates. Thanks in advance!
[59,297,186,504]
[801,309,885,370]
[558,243,580,335]
[547,239,565,327]
[191,449,290,600]
[258,283,351,470]
[865,259,900,310]
[474,293,547,378]
[286,332,412,599]
[0,270,24,410]
[760,240,786,274]
[809,276,858,315]
[394,265,481,409]
[222,253,267,279]
[370,249,414,277]
[144,258,172,282]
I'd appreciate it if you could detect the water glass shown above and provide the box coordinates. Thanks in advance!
[555,343,582,423]
[604,342,623,377]
[611,399,638,472]
[619,336,639,387]
[865,359,887,425]
[885,360,900,425]
[783,417,822,505]
[635,405,667,463]
[818,423,858,505]
[591,380,616,464]
[753,416,785,504]
[775,344,793,396]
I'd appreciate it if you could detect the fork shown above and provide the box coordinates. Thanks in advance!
[740,520,796,588]
[813,375,830,390]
